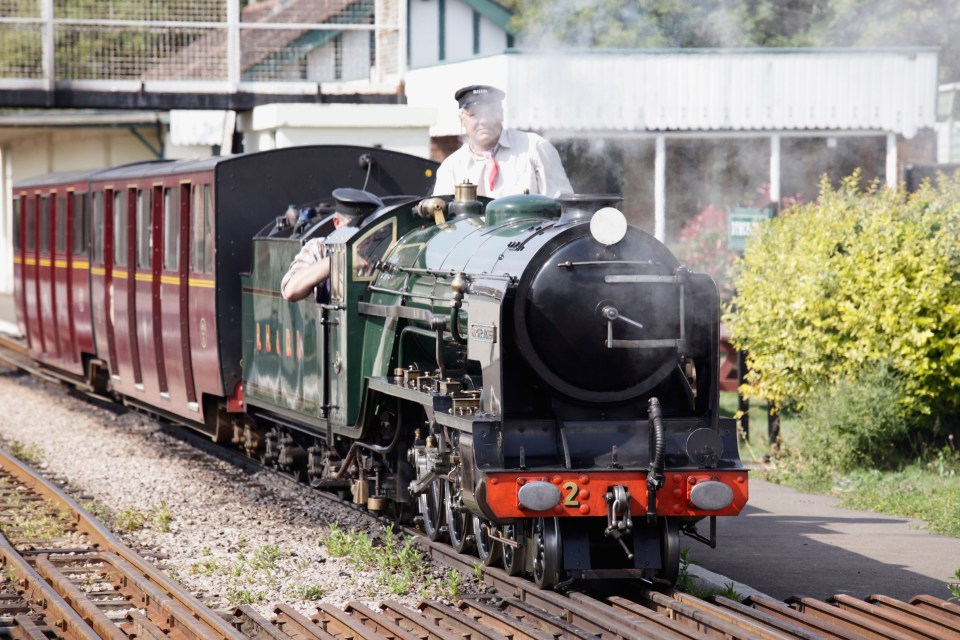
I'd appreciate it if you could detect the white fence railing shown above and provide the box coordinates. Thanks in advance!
[0,0,404,95]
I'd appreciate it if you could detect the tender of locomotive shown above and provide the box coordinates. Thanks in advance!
[11,144,747,590]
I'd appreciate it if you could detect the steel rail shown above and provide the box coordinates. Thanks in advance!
[338,601,425,640]
[3,338,960,640]
[0,534,103,640]
[0,446,247,640]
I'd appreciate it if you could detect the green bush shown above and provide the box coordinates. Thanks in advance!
[790,364,918,471]
[726,171,960,419]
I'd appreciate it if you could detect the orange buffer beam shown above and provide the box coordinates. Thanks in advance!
[483,470,748,519]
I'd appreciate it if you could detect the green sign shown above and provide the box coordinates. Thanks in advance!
[728,207,772,251]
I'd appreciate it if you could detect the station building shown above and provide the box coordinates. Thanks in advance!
[0,0,942,294]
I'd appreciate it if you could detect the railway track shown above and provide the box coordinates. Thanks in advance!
[0,444,248,639]
[1,335,959,640]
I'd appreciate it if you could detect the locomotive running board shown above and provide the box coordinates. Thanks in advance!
[367,377,495,433]
[357,301,447,326]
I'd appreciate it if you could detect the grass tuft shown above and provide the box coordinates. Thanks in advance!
[318,524,431,596]
[8,441,43,465]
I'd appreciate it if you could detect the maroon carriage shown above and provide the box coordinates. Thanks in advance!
[12,146,437,437]
[13,170,98,379]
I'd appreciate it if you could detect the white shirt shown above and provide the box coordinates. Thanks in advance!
[432,128,573,198]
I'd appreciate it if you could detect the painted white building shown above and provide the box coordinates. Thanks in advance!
[937,83,960,164]
[407,0,513,69]
[237,103,435,156]
[0,0,943,293]
[406,48,940,240]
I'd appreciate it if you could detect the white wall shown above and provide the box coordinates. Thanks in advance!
[5,129,160,181]
[445,1,474,62]
[409,0,440,69]
[478,12,506,56]
[238,103,436,158]
[408,0,509,69]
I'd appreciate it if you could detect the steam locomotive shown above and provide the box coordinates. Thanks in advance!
[11,145,747,589]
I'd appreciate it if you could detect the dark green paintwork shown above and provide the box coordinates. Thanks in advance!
[243,198,430,436]
[243,194,567,436]
[242,237,325,424]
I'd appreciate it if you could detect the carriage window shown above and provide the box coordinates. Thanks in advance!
[113,190,128,267]
[163,187,178,271]
[191,183,213,273]
[12,199,20,251]
[73,193,88,256]
[137,190,151,268]
[25,198,35,250]
[56,196,67,254]
[40,196,50,253]
[92,192,104,264]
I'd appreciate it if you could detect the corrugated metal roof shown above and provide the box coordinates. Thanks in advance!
[405,48,939,138]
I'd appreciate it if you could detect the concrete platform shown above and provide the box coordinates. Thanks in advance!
[0,292,17,337]
[684,477,960,602]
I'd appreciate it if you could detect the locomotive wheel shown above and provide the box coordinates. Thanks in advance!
[532,517,562,589]
[444,481,473,554]
[501,523,524,576]
[419,479,446,542]
[472,516,502,566]
[655,517,681,587]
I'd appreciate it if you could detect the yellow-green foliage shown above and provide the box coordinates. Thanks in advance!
[725,171,960,417]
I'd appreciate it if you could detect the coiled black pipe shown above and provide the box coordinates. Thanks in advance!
[647,396,665,523]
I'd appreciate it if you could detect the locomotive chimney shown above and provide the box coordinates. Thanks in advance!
[556,194,623,224]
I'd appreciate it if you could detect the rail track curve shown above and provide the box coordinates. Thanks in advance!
[0,334,958,640]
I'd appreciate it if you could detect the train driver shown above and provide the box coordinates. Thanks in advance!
[432,84,573,198]
[280,188,382,302]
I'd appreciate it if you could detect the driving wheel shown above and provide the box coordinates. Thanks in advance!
[473,515,502,566]
[655,517,681,587]
[502,522,524,576]
[418,478,446,541]
[532,517,561,589]
[444,480,473,553]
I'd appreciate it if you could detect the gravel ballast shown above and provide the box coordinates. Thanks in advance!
[0,368,483,617]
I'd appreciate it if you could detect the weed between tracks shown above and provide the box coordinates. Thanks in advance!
[0,475,70,543]
[188,538,333,607]
[114,501,174,533]
[10,500,72,542]
[7,441,43,465]
[319,523,443,597]
[677,550,742,601]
